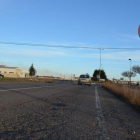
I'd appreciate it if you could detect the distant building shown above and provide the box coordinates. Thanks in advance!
[0,65,29,78]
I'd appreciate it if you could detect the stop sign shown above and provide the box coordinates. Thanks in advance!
[138,25,140,37]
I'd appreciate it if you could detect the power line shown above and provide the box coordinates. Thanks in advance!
[0,41,97,49]
[0,41,140,50]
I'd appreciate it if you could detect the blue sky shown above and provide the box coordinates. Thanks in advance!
[0,0,140,80]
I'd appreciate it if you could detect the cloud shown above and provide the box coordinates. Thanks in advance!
[0,48,67,58]
[102,29,140,42]
[120,34,139,41]
[34,62,52,65]
[75,50,140,61]
[113,32,140,42]
[1,42,140,61]
[102,51,140,61]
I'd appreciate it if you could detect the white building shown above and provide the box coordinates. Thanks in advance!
[0,65,29,78]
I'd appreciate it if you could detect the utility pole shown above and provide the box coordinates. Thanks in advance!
[99,48,104,82]
[129,59,132,87]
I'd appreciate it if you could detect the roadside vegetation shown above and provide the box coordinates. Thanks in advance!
[91,80,102,83]
[103,81,140,108]
[92,69,107,81]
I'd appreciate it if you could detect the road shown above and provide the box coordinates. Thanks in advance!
[0,82,140,140]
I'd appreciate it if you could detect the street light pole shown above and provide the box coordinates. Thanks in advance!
[99,48,104,82]
[128,59,131,87]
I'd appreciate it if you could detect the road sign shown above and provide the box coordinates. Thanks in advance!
[97,75,100,78]
[138,25,140,37]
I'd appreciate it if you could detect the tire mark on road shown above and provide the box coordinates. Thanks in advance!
[95,86,109,140]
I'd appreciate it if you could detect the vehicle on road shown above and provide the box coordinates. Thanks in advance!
[78,74,91,86]
[0,74,4,78]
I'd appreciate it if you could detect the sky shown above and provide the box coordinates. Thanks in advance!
[0,0,140,80]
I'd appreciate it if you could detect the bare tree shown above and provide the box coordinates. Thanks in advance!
[121,71,136,79]
[132,65,140,74]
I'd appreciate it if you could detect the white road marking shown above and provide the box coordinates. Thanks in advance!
[95,86,109,140]
[0,86,53,91]
[0,84,70,92]
[0,86,54,92]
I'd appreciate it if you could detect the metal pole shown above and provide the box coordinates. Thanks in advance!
[130,60,131,87]
[129,59,131,87]
[99,48,104,82]
[99,49,101,82]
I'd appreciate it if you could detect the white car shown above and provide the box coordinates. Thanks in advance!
[78,74,91,86]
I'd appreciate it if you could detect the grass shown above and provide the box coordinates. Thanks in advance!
[0,78,54,83]
[103,81,140,108]
[0,78,17,82]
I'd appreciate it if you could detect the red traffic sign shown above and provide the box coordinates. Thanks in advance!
[138,25,140,37]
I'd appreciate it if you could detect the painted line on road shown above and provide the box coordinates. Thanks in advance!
[0,86,53,92]
[0,84,72,92]
[95,86,109,140]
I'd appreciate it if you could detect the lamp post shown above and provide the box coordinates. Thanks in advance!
[99,48,104,82]
[128,59,132,87]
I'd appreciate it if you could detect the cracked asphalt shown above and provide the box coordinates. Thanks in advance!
[0,82,140,140]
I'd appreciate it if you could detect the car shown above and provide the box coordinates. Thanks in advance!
[78,73,91,86]
[0,74,4,78]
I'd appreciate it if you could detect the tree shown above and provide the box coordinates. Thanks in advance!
[132,65,140,74]
[121,71,136,79]
[93,69,107,79]
[29,63,36,76]
[93,70,99,77]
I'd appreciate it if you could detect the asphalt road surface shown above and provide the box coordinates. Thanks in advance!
[0,82,140,140]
